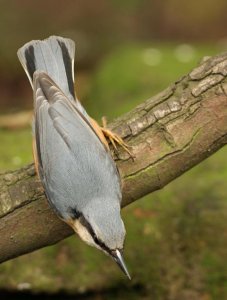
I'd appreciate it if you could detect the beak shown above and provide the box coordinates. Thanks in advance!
[111,249,131,280]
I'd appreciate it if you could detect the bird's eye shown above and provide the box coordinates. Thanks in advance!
[68,207,82,219]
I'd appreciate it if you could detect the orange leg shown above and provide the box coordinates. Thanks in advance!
[89,116,133,157]
[89,118,110,151]
[32,139,40,177]
[100,116,134,158]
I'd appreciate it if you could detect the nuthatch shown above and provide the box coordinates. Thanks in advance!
[17,36,131,279]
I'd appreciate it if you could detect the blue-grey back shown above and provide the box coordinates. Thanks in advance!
[34,72,122,220]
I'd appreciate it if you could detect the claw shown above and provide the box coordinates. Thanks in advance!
[101,116,135,159]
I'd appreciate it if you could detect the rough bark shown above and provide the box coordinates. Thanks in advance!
[1,52,227,264]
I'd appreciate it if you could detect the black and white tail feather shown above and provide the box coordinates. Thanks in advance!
[17,35,88,117]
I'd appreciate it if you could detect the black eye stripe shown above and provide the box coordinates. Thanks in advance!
[69,207,82,219]
[80,215,112,254]
[69,207,112,254]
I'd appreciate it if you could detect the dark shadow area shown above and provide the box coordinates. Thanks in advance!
[0,283,146,300]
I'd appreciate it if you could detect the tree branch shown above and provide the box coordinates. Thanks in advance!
[1,53,227,263]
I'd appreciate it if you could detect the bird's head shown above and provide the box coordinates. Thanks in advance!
[66,201,130,279]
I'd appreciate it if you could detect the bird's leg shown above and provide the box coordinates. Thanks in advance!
[100,116,134,158]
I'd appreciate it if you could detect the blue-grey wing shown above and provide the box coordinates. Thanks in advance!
[33,71,121,219]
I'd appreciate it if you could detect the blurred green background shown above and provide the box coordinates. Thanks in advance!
[0,1,227,299]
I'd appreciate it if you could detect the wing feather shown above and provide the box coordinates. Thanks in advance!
[33,72,121,219]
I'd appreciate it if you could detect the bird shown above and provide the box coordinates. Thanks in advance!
[17,36,131,279]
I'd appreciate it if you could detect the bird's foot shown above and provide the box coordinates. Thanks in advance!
[101,116,134,159]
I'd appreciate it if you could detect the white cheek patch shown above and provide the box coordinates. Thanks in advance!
[73,220,99,249]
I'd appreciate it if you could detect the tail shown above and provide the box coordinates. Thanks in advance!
[17,36,75,101]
